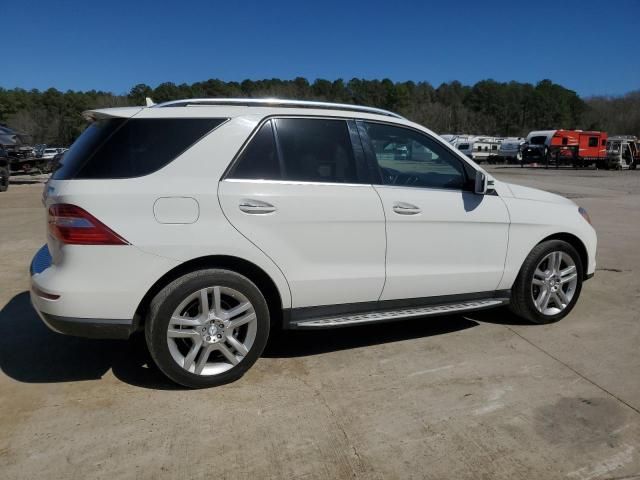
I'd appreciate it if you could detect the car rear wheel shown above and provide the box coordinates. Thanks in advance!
[145,269,270,388]
[509,240,583,324]
[0,166,9,192]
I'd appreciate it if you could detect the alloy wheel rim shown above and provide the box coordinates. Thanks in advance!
[167,286,257,376]
[531,251,578,316]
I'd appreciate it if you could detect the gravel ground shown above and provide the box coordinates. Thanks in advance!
[1,167,639,479]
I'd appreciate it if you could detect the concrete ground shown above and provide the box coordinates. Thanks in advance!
[1,168,639,479]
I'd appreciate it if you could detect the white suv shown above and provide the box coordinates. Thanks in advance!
[30,99,597,388]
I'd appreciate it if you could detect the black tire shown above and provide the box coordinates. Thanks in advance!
[509,240,584,324]
[0,166,9,192]
[145,269,270,388]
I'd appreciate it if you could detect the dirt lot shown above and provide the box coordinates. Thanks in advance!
[1,168,639,479]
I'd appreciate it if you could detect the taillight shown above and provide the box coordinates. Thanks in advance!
[48,204,128,245]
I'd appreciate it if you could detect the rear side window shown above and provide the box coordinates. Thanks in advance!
[53,118,226,179]
[275,118,357,183]
[228,118,359,184]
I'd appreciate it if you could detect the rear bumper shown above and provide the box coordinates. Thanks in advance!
[34,309,135,339]
[30,242,179,339]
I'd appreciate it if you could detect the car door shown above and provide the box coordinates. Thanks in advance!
[357,120,510,301]
[219,117,386,309]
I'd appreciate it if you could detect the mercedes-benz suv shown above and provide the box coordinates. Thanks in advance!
[30,99,597,388]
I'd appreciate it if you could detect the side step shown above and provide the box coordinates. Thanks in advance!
[292,298,508,329]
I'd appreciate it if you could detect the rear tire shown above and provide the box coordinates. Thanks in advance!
[509,240,584,324]
[145,269,270,388]
[0,166,9,192]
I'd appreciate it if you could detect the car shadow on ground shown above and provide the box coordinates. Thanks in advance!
[0,291,523,390]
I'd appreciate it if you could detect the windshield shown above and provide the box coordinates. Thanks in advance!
[529,136,547,145]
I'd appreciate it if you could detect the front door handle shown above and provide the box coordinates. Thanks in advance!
[239,199,277,214]
[392,202,421,215]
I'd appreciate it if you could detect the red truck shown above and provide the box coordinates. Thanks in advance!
[522,129,608,167]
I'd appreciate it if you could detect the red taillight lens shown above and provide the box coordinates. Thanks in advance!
[48,204,128,245]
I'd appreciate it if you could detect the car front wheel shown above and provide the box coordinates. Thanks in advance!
[145,269,270,388]
[509,240,583,324]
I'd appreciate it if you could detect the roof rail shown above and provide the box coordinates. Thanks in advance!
[153,98,405,119]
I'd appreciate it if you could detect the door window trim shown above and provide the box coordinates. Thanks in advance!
[355,119,477,192]
[222,115,371,185]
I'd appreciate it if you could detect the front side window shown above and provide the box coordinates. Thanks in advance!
[228,118,359,184]
[363,122,469,190]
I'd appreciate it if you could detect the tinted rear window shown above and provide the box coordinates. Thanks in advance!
[228,120,280,180]
[275,118,357,183]
[53,118,226,179]
[227,117,358,184]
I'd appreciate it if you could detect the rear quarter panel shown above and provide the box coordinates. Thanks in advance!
[44,116,293,317]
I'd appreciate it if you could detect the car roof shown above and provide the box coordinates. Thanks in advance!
[83,98,407,124]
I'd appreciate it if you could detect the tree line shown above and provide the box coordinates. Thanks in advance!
[0,78,637,146]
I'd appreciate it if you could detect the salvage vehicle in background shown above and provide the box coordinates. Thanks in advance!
[30,98,597,388]
[522,130,608,168]
[606,136,638,170]
[9,146,66,174]
[0,146,10,192]
[497,137,525,164]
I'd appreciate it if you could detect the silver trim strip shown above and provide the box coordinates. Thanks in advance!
[223,178,372,187]
[293,299,506,328]
[154,98,405,119]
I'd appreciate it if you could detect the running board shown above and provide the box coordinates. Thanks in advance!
[291,298,508,329]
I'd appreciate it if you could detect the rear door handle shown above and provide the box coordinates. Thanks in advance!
[239,199,277,214]
[392,202,421,215]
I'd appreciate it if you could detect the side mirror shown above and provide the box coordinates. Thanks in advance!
[474,170,488,194]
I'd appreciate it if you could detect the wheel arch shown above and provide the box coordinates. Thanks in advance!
[538,232,589,279]
[135,255,285,331]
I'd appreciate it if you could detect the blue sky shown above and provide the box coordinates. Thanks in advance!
[3,0,639,97]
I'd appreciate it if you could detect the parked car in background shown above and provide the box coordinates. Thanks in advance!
[30,98,597,388]
[497,137,525,164]
[606,136,638,170]
[0,146,10,192]
[42,148,63,160]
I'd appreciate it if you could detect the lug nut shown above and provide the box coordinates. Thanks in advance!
[217,334,222,338]
[206,336,211,341]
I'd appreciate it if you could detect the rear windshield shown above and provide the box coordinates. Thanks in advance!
[53,118,226,179]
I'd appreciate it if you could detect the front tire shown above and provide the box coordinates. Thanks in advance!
[509,240,583,324]
[145,269,270,388]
